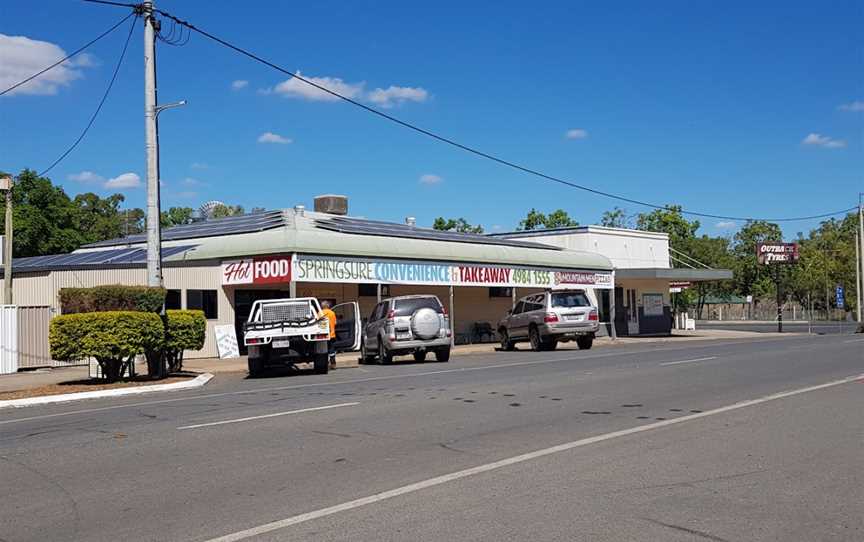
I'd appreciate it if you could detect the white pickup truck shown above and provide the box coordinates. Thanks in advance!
[243,297,360,376]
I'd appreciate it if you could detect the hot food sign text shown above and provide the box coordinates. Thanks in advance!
[293,255,613,289]
[222,255,292,285]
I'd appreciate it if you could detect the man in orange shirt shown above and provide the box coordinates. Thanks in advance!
[319,301,337,369]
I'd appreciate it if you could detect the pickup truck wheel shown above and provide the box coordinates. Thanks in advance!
[247,355,265,377]
[435,348,451,362]
[359,340,373,364]
[576,335,594,350]
[379,339,393,365]
[499,329,515,351]
[412,351,427,363]
[529,326,543,352]
[313,353,329,374]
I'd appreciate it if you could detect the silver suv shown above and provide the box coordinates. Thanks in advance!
[497,290,598,351]
[361,295,452,363]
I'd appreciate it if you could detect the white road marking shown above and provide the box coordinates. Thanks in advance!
[203,373,862,542]
[843,338,864,343]
[0,334,831,426]
[177,402,359,430]
[660,356,719,366]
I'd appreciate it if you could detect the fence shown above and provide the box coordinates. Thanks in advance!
[0,305,72,372]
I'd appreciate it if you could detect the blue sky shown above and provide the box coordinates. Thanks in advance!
[1,0,861,237]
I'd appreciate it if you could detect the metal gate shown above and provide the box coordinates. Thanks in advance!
[0,305,17,374]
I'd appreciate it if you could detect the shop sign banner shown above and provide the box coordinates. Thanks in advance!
[294,255,613,289]
[756,242,799,265]
[222,255,292,285]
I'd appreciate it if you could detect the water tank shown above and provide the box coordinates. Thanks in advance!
[314,194,348,215]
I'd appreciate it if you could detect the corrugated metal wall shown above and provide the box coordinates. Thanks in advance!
[0,305,18,374]
[17,306,56,368]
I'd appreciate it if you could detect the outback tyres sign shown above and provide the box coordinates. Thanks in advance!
[756,243,799,265]
[222,255,292,285]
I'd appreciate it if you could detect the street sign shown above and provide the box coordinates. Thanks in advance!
[835,286,845,309]
[756,242,799,264]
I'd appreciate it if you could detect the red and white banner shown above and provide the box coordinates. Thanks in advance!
[222,255,293,285]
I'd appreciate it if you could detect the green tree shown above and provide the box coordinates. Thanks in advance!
[73,192,129,243]
[432,217,484,234]
[210,204,244,218]
[635,205,700,248]
[161,206,195,228]
[599,207,629,228]
[517,208,578,230]
[0,169,83,257]
[730,220,783,301]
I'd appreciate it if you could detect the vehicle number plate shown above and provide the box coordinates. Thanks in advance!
[565,314,583,321]
[272,339,291,349]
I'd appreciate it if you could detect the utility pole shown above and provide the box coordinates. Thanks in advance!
[856,229,862,325]
[858,194,863,325]
[1,176,12,305]
[143,1,162,288]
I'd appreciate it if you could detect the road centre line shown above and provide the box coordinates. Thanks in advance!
[660,356,719,366]
[203,373,863,542]
[177,402,358,430]
[0,334,833,426]
[843,337,864,343]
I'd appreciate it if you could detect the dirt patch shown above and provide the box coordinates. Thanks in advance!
[0,373,199,401]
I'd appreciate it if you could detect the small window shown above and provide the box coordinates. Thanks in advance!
[512,301,525,314]
[393,296,443,316]
[489,287,513,298]
[358,284,377,297]
[551,292,590,308]
[187,289,218,319]
[165,289,182,310]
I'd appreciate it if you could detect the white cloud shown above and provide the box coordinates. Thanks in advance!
[104,172,141,189]
[715,220,737,229]
[181,177,205,186]
[565,128,588,140]
[68,170,104,183]
[801,133,846,149]
[190,162,209,170]
[0,34,95,96]
[273,71,364,101]
[257,131,292,144]
[838,100,864,112]
[367,85,428,108]
[419,173,443,185]
[231,79,249,90]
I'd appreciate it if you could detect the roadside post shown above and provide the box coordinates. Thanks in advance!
[0,176,12,305]
[836,285,845,334]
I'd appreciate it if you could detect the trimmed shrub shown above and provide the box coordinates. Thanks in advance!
[59,285,166,314]
[50,311,164,382]
[164,310,207,372]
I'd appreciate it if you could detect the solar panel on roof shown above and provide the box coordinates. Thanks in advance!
[83,210,285,248]
[315,217,561,251]
[12,245,196,272]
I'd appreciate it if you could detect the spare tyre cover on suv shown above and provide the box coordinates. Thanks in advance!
[411,307,440,340]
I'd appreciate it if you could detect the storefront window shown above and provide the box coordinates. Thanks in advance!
[165,289,182,310]
[187,289,218,319]
[488,287,513,298]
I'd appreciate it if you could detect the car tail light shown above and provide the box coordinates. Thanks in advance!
[588,310,598,321]
[315,333,329,340]
[441,306,448,316]
[544,313,559,323]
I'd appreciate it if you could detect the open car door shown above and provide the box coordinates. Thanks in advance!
[331,301,362,352]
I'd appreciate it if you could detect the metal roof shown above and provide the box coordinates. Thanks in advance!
[616,268,733,281]
[83,210,285,248]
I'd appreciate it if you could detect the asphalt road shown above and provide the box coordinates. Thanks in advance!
[698,319,859,335]
[1,335,862,542]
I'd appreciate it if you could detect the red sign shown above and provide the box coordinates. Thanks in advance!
[222,255,292,285]
[756,243,799,265]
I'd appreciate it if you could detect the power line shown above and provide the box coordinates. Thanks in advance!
[92,4,859,223]
[0,11,136,97]
[38,14,139,177]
